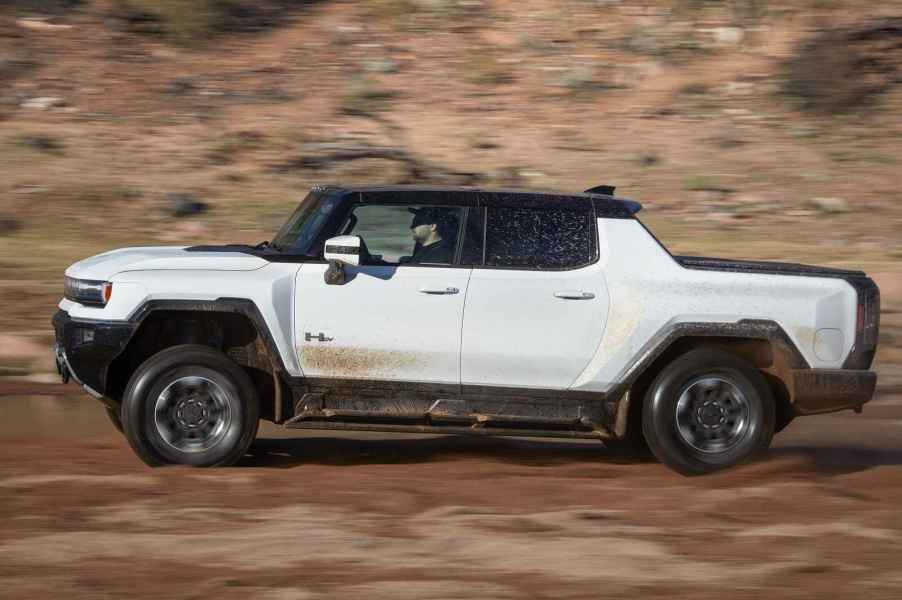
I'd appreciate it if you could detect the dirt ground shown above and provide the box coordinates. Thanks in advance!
[3,3,902,598]
[2,382,901,600]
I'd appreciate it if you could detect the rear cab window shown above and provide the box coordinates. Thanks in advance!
[483,205,597,270]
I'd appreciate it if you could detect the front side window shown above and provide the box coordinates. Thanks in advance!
[485,206,595,269]
[341,204,464,266]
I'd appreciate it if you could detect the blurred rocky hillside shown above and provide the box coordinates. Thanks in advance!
[1,0,901,381]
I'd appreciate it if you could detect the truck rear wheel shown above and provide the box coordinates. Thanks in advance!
[121,345,259,467]
[642,348,774,475]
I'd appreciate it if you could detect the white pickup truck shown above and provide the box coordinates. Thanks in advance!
[53,184,880,474]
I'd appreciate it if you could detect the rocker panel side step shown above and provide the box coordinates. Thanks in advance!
[283,420,611,440]
[285,407,599,431]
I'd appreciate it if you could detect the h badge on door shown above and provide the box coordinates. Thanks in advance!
[305,332,334,342]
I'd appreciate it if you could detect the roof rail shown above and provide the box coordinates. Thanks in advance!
[584,185,616,196]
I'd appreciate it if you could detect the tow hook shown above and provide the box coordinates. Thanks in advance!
[53,344,71,384]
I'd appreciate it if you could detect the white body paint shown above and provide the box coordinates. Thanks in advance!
[295,263,470,384]
[461,263,609,389]
[60,220,859,391]
[571,219,856,392]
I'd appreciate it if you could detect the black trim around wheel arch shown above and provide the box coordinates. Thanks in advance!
[53,299,290,399]
[128,298,290,374]
[610,319,809,391]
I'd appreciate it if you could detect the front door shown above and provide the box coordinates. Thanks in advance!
[294,201,471,385]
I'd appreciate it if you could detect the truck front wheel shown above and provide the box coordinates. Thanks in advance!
[642,348,775,475]
[121,345,259,467]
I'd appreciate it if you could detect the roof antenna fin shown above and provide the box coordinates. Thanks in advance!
[584,185,616,196]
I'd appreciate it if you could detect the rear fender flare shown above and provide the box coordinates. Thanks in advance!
[609,319,806,437]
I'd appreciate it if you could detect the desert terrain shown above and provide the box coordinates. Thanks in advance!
[2,382,902,599]
[2,1,902,597]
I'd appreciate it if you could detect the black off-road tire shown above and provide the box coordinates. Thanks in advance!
[642,348,775,476]
[121,345,259,467]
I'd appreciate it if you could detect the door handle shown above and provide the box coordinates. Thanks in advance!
[554,290,595,300]
[419,286,460,295]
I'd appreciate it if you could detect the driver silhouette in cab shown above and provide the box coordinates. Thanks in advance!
[406,207,457,265]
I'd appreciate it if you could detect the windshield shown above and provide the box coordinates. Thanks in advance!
[271,189,342,256]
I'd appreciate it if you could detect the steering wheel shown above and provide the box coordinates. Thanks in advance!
[357,237,392,266]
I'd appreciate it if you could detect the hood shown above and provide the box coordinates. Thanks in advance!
[65,246,268,281]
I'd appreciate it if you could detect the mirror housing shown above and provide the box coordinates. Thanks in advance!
[323,235,361,266]
[324,260,346,286]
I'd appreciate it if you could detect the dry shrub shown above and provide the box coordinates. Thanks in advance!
[0,0,83,14]
[784,18,902,114]
[113,0,315,44]
[339,78,398,116]
[0,56,39,81]
[462,50,515,86]
[365,0,419,20]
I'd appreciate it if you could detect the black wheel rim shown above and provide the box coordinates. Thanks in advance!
[153,375,232,453]
[675,376,750,454]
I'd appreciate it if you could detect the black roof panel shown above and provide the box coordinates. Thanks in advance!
[314,184,642,217]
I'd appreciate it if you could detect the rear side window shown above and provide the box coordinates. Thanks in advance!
[485,206,596,269]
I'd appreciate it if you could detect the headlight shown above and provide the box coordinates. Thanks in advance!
[64,277,112,306]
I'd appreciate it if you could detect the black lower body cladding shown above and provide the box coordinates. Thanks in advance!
[791,369,877,415]
[52,309,136,396]
[52,299,285,400]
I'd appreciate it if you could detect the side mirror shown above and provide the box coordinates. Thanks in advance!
[323,235,360,286]
[323,235,361,266]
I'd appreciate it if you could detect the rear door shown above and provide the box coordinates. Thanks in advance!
[460,200,609,389]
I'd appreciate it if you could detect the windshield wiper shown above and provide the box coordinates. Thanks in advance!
[252,240,286,253]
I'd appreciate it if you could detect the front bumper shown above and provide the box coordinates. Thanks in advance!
[791,368,877,415]
[52,309,137,399]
